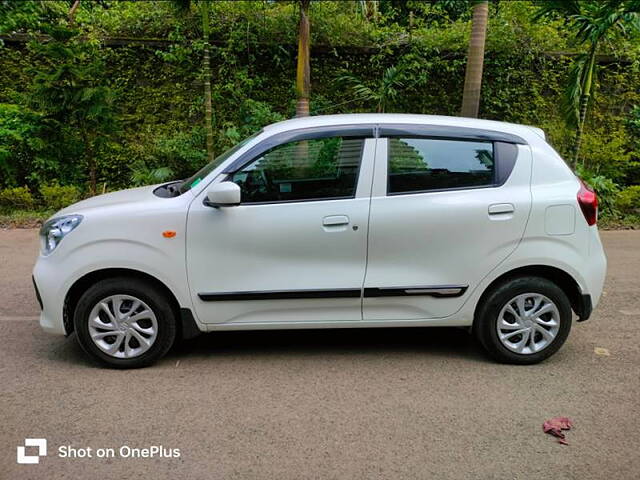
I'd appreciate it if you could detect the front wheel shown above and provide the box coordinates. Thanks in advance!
[474,276,572,365]
[74,277,176,368]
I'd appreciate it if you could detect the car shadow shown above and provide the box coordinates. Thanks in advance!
[169,326,488,363]
[43,326,488,368]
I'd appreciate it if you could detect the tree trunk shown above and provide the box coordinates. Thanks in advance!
[571,47,597,167]
[460,1,488,118]
[81,128,97,195]
[68,0,81,26]
[201,2,215,162]
[295,0,311,117]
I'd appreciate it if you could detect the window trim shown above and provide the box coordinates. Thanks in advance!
[384,137,518,197]
[378,124,527,145]
[222,125,376,174]
[226,135,368,205]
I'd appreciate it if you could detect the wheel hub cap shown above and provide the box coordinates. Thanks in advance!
[88,294,158,359]
[496,293,560,355]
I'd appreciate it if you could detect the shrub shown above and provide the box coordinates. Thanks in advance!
[0,186,35,210]
[616,186,640,215]
[39,183,81,211]
[575,165,620,216]
[130,164,174,187]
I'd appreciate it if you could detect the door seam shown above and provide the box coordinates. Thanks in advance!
[360,134,379,320]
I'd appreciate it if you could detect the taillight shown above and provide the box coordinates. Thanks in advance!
[577,179,598,226]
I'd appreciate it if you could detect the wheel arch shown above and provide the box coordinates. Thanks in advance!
[473,265,587,327]
[64,268,200,340]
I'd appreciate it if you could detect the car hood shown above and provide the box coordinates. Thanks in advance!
[57,184,160,216]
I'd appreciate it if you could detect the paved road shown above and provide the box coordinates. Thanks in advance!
[1,229,639,479]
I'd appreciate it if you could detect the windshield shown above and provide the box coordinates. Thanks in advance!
[179,131,261,193]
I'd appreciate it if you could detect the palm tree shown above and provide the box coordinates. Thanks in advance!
[339,66,405,113]
[171,0,215,162]
[200,2,215,162]
[296,0,311,117]
[460,1,489,118]
[535,0,640,166]
[357,0,379,21]
[68,0,81,25]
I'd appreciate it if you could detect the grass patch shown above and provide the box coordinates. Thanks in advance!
[0,210,55,229]
[599,214,640,230]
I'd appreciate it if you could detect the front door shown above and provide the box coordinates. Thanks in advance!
[363,134,532,320]
[186,135,375,325]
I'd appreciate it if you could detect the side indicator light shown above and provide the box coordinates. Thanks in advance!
[162,230,177,238]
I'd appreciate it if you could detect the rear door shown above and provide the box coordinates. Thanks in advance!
[363,127,532,320]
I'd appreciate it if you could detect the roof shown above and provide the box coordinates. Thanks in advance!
[263,113,545,142]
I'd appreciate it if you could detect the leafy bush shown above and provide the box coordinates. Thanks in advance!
[130,164,174,187]
[616,186,640,215]
[39,183,81,211]
[0,103,43,188]
[0,186,35,210]
[575,165,620,216]
[218,99,285,150]
[152,127,207,179]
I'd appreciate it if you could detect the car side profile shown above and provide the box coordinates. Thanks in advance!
[32,114,607,368]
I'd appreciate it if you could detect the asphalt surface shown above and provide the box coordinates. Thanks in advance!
[1,228,639,479]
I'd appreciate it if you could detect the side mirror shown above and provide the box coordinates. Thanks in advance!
[204,182,241,208]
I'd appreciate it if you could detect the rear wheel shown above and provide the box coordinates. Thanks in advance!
[74,277,176,368]
[474,276,572,364]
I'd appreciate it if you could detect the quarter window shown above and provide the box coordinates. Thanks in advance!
[230,137,364,203]
[387,138,495,194]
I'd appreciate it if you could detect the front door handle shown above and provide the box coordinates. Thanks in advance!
[488,203,515,215]
[323,215,350,226]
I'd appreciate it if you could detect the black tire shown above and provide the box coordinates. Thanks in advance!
[74,277,177,368]
[474,276,572,365]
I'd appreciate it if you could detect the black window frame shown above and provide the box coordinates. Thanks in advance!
[384,136,519,196]
[224,127,373,205]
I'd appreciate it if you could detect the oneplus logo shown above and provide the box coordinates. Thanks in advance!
[17,438,47,464]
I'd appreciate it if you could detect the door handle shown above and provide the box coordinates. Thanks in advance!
[488,203,515,215]
[323,215,350,226]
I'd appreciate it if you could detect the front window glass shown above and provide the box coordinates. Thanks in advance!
[387,137,494,194]
[179,131,261,193]
[230,137,364,203]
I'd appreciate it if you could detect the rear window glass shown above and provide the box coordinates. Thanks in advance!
[387,138,494,194]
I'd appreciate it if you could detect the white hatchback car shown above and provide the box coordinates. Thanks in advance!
[33,114,606,368]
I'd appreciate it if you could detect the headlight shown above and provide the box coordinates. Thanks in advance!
[40,215,83,255]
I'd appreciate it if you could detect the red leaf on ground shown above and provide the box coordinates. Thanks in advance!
[543,417,573,444]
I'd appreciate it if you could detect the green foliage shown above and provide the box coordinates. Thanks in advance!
[26,26,118,193]
[0,0,638,226]
[0,186,35,210]
[131,165,174,187]
[616,185,640,214]
[576,164,620,215]
[0,103,43,187]
[534,0,640,165]
[218,99,285,151]
[339,66,406,113]
[39,183,80,211]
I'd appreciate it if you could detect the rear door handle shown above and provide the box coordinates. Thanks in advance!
[323,215,350,226]
[488,203,515,215]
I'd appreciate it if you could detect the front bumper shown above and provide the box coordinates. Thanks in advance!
[32,275,43,310]
[33,257,68,335]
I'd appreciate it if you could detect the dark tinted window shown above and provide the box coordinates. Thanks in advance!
[387,138,494,194]
[230,137,364,203]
